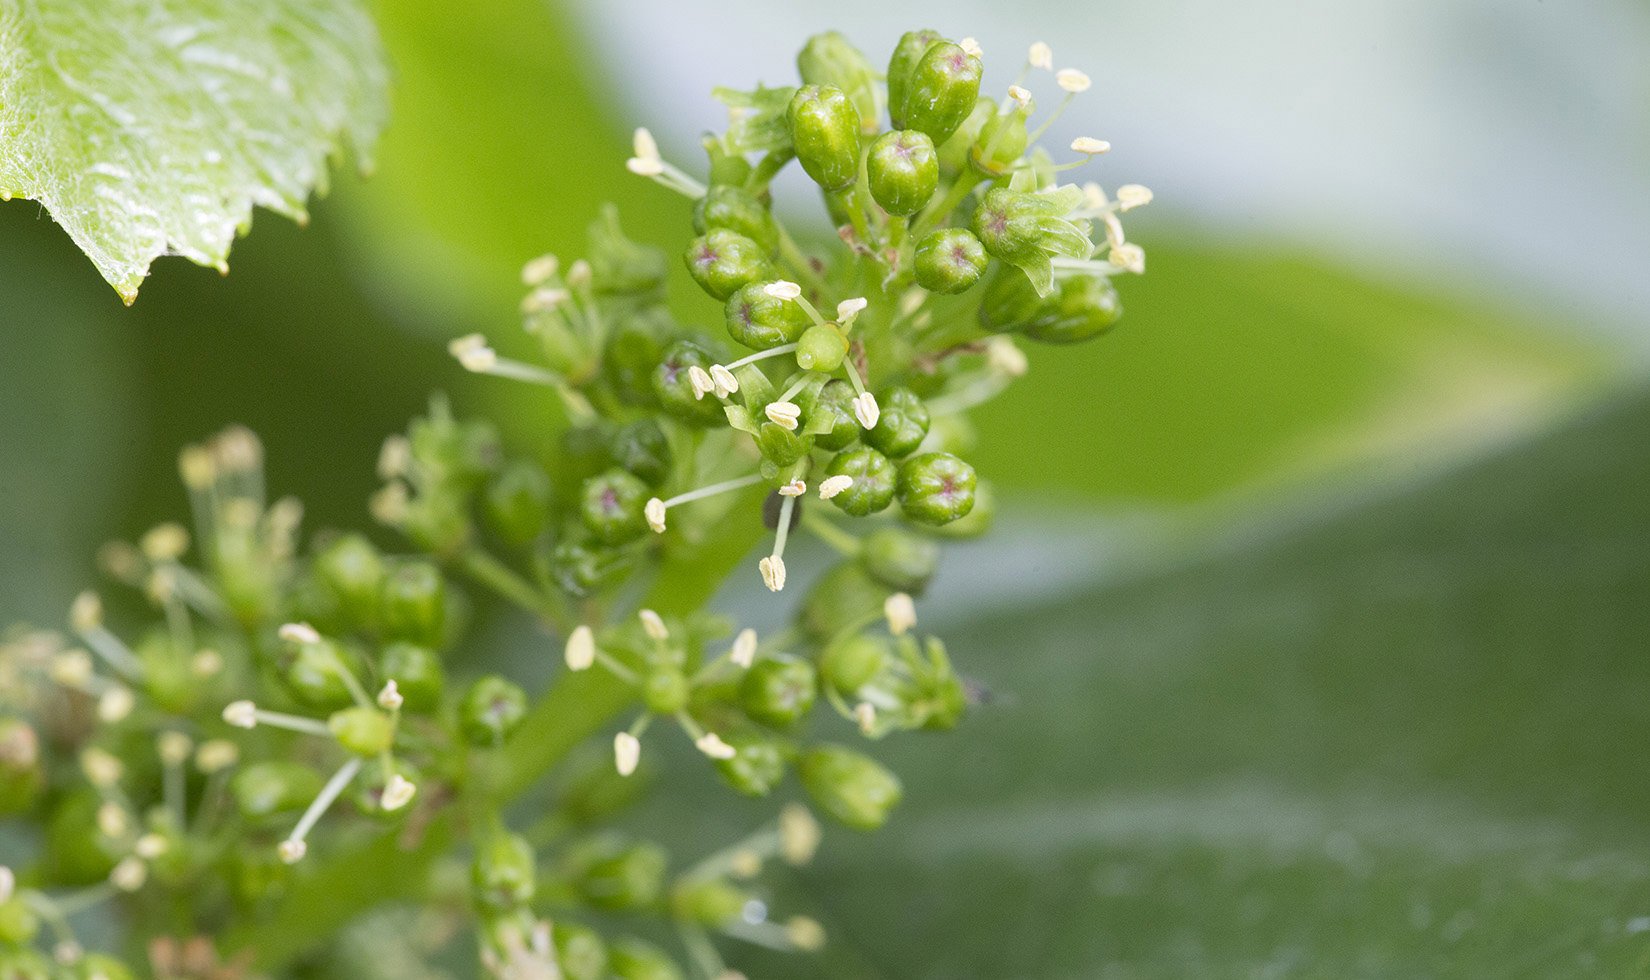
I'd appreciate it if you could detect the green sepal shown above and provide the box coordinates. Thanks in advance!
[712,84,798,155]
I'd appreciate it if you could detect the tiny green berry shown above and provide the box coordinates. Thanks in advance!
[611,419,674,487]
[824,448,898,516]
[914,228,988,294]
[380,561,448,647]
[553,921,610,980]
[482,460,552,546]
[1023,275,1124,344]
[867,130,938,216]
[795,323,849,372]
[684,229,770,301]
[692,184,778,254]
[739,654,819,729]
[861,526,940,592]
[725,281,811,350]
[864,387,931,458]
[897,452,977,526]
[575,840,667,911]
[580,469,651,545]
[653,340,727,425]
[797,31,879,132]
[818,632,890,696]
[312,533,384,627]
[459,675,528,746]
[642,668,690,715]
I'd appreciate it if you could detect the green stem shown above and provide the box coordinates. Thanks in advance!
[460,548,570,631]
[912,173,983,240]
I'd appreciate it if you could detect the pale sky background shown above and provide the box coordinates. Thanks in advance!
[572,0,1650,348]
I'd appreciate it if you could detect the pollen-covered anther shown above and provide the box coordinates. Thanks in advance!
[1116,184,1154,211]
[1110,243,1147,274]
[278,622,321,645]
[1071,137,1111,156]
[567,260,593,289]
[194,740,239,774]
[627,129,665,177]
[109,857,147,892]
[765,401,802,430]
[786,916,827,952]
[140,523,189,562]
[614,732,641,776]
[520,253,558,286]
[836,296,868,321]
[1056,68,1092,93]
[759,555,787,592]
[96,802,128,839]
[884,592,917,636]
[377,435,411,481]
[1008,85,1033,109]
[639,609,669,641]
[779,803,822,865]
[959,37,983,58]
[381,774,417,812]
[277,839,307,864]
[222,700,258,729]
[854,701,877,735]
[818,475,853,499]
[377,680,404,711]
[1028,41,1054,70]
[731,628,757,669]
[687,365,716,400]
[778,479,806,497]
[1081,181,1108,210]
[70,591,103,632]
[49,650,93,687]
[447,334,498,372]
[764,280,802,301]
[645,497,668,533]
[852,392,880,430]
[695,731,737,759]
[565,625,596,671]
[709,364,740,397]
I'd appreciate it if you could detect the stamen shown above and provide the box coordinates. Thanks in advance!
[1116,184,1153,211]
[695,732,737,759]
[280,756,364,863]
[645,497,668,533]
[640,609,669,642]
[709,364,740,397]
[1028,42,1054,70]
[1071,137,1111,156]
[777,480,806,497]
[730,628,757,669]
[779,804,821,865]
[1056,68,1092,93]
[764,401,802,430]
[520,253,558,286]
[660,473,766,510]
[884,593,917,636]
[565,625,596,671]
[380,774,417,812]
[614,731,641,776]
[759,555,787,593]
[852,392,880,430]
[688,365,717,400]
[722,343,799,372]
[854,702,877,735]
[818,475,853,499]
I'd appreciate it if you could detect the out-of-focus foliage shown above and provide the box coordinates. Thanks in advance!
[0,0,387,302]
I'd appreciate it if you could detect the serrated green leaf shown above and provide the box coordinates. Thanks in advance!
[0,0,388,304]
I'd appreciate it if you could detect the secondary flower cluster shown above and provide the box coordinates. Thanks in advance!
[0,27,1146,980]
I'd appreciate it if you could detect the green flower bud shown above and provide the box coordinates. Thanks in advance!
[801,562,891,641]
[936,96,995,177]
[0,718,41,816]
[0,897,40,947]
[971,186,1045,263]
[972,101,1031,176]
[886,30,943,129]
[380,562,447,647]
[897,41,982,146]
[1018,275,1124,344]
[864,387,931,458]
[611,939,685,980]
[739,654,818,729]
[713,729,789,797]
[867,130,938,216]
[400,488,472,557]
[970,185,1094,295]
[787,84,861,192]
[671,876,748,927]
[279,636,366,710]
[725,281,811,350]
[232,761,325,819]
[897,452,977,526]
[653,340,727,425]
[410,411,502,489]
[693,184,778,254]
[328,706,395,757]
[929,476,996,539]
[378,642,444,712]
[483,460,552,546]
[824,448,897,516]
[603,311,670,407]
[861,526,940,592]
[642,668,690,716]
[553,921,609,980]
[472,829,536,912]
[580,469,650,545]
[798,31,878,132]
[795,323,849,372]
[756,421,811,468]
[914,228,988,294]
[799,745,903,831]
[819,632,890,695]
[576,839,667,912]
[799,379,859,451]
[312,533,384,627]
[612,419,673,487]
[459,675,528,746]
[684,229,770,301]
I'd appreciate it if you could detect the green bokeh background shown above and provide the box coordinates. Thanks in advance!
[2,0,1646,975]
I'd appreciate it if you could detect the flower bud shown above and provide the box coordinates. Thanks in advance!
[819,633,890,696]
[798,379,860,451]
[861,527,941,593]
[377,642,444,712]
[725,281,811,351]
[231,761,325,819]
[886,30,944,129]
[801,562,892,641]
[611,419,673,487]
[981,269,1122,343]
[787,85,861,192]
[482,460,552,546]
[653,340,728,425]
[670,876,749,928]
[896,452,977,526]
[574,839,667,911]
[971,100,1032,176]
[380,561,448,648]
[580,469,651,545]
[971,187,1046,264]
[797,31,878,133]
[610,939,685,980]
[459,675,528,746]
[472,829,536,912]
[928,476,996,539]
[553,921,610,980]
[713,729,790,798]
[693,184,778,254]
[328,706,395,757]
[739,654,818,729]
[549,541,633,599]
[867,130,938,216]
[864,387,931,458]
[914,228,988,294]
[799,745,903,831]
[795,323,849,372]
[896,41,983,146]
[823,448,897,516]
[278,635,366,710]
[684,229,770,301]
[312,533,384,627]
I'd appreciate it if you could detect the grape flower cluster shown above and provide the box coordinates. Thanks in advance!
[0,28,1147,980]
